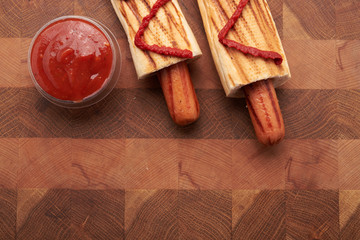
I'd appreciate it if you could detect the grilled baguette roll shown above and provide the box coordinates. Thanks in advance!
[197,0,290,144]
[197,0,290,98]
[111,0,202,79]
[112,0,201,125]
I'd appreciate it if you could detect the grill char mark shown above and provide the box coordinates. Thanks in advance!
[265,80,281,128]
[120,1,157,68]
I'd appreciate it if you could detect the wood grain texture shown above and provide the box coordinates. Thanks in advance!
[18,138,73,188]
[71,190,125,240]
[70,89,126,139]
[340,190,360,238]
[0,39,21,87]
[115,45,161,89]
[19,88,125,138]
[336,40,360,89]
[195,89,233,139]
[233,139,339,190]
[178,0,204,38]
[336,0,360,39]
[232,140,286,190]
[17,189,73,239]
[339,140,360,189]
[0,88,19,138]
[179,1,224,90]
[0,0,359,237]
[0,139,18,189]
[283,0,335,40]
[18,139,126,189]
[125,88,176,138]
[21,0,74,38]
[126,89,233,139]
[124,139,178,189]
[0,0,21,37]
[232,190,285,239]
[74,0,124,38]
[0,189,16,240]
[72,139,125,189]
[178,140,232,190]
[18,88,73,138]
[232,89,340,140]
[279,89,338,139]
[187,50,223,90]
[286,190,339,240]
[178,190,231,239]
[17,189,124,240]
[337,90,360,139]
[125,190,177,239]
[16,189,47,232]
[3,88,355,139]
[285,140,338,190]
[19,38,33,88]
[280,40,336,89]
[230,97,255,139]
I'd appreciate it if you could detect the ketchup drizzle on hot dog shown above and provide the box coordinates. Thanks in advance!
[218,0,282,65]
[133,0,193,58]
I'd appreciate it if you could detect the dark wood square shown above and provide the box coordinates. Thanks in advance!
[0,189,16,240]
[284,0,335,39]
[21,0,74,38]
[286,190,339,240]
[232,190,285,239]
[336,0,360,39]
[178,190,232,239]
[0,88,19,138]
[125,190,177,239]
[337,90,360,139]
[0,0,22,37]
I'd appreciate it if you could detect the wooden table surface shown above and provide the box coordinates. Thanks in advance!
[0,0,359,239]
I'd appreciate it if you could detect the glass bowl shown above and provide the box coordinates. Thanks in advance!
[28,15,121,108]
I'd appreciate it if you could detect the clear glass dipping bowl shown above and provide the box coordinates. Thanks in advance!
[28,15,121,108]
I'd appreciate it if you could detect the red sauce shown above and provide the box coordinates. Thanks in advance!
[31,18,113,101]
[134,0,193,58]
[218,0,283,65]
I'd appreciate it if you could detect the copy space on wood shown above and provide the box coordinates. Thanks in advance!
[0,189,16,239]
[336,40,360,89]
[125,189,177,239]
[286,190,339,239]
[340,190,360,238]
[0,139,18,188]
[232,190,285,239]
[335,0,360,39]
[17,189,124,239]
[283,0,335,39]
[339,140,360,189]
[178,190,231,239]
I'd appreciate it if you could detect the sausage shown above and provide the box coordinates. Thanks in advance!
[243,79,285,145]
[157,61,200,126]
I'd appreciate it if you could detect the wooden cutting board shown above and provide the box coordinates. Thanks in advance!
[0,0,359,239]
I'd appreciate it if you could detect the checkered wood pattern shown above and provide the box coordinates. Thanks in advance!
[0,0,359,239]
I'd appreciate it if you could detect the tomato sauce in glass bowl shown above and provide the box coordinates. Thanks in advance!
[29,16,121,108]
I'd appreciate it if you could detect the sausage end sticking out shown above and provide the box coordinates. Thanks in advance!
[158,61,200,126]
[243,80,285,145]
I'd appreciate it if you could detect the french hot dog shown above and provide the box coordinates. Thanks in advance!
[111,0,202,125]
[197,0,291,144]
